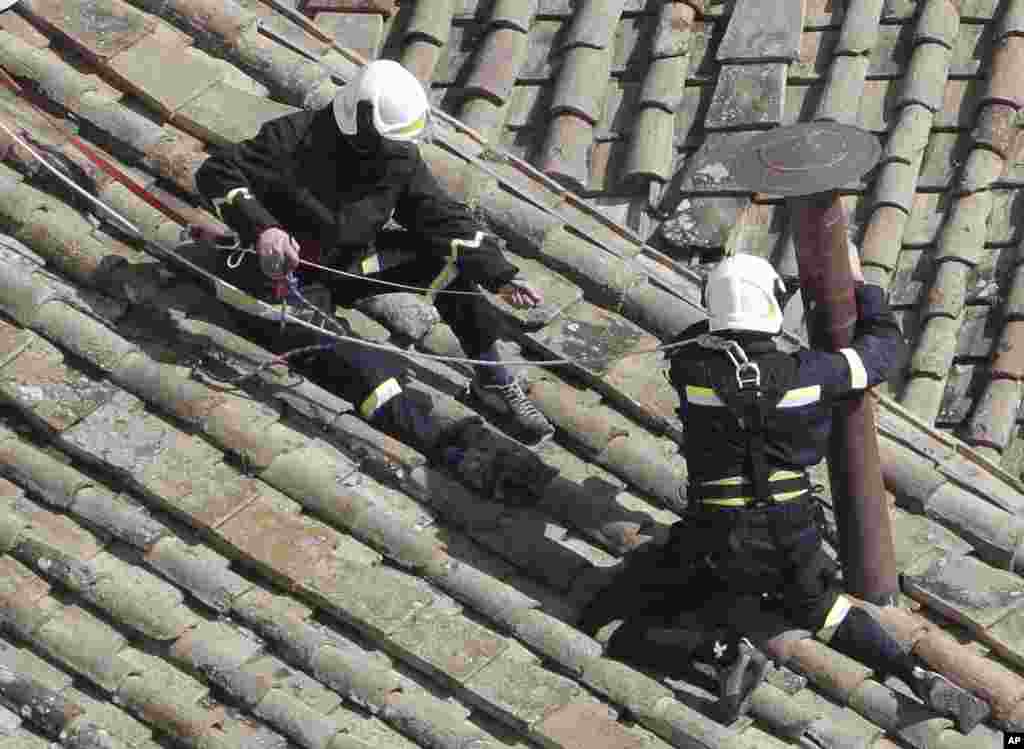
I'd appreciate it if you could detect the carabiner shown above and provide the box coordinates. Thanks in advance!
[736,361,761,390]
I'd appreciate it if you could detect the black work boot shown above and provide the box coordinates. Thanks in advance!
[438,422,557,504]
[830,607,990,734]
[909,667,990,734]
[470,357,554,446]
[712,638,770,724]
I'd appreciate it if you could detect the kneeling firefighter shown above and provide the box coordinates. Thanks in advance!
[578,250,990,731]
[194,59,554,452]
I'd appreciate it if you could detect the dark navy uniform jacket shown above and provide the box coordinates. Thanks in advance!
[195,106,519,292]
[668,283,908,486]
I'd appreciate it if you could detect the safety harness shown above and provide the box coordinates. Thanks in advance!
[690,335,811,509]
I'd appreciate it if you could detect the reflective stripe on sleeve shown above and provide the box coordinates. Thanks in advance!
[684,385,726,407]
[839,348,868,390]
[359,377,403,419]
[776,385,822,408]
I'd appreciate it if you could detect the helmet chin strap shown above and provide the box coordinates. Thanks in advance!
[350,101,383,154]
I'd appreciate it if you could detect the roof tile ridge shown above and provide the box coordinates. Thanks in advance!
[859,0,960,280]
[0,436,482,748]
[899,4,1024,424]
[0,221,747,749]
[5,13,1023,569]
[454,0,538,140]
[619,2,697,189]
[0,632,137,749]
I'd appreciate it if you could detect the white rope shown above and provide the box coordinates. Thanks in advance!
[0,116,714,368]
[213,244,489,296]
[0,120,141,236]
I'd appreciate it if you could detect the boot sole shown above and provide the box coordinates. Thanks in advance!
[928,678,990,734]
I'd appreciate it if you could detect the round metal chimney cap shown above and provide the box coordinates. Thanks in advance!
[730,122,881,197]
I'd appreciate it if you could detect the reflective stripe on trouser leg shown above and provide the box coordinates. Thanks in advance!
[816,594,853,643]
[359,377,403,419]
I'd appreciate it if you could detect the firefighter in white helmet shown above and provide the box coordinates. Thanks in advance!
[196,60,555,466]
[580,249,989,731]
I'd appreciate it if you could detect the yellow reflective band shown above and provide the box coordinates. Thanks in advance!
[703,476,748,486]
[701,469,804,487]
[777,385,822,409]
[701,488,808,507]
[426,238,467,302]
[823,595,853,630]
[390,114,426,138]
[361,253,382,275]
[359,377,403,419]
[226,187,253,204]
[685,386,726,407]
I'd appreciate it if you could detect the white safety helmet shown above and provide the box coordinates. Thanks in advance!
[333,59,430,142]
[704,253,786,335]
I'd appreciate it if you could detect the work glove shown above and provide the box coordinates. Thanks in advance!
[257,227,301,278]
[496,277,543,308]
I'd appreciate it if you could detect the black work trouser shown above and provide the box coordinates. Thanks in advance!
[582,496,841,672]
[180,232,503,405]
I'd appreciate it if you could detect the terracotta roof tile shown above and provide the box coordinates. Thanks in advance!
[651,1,696,60]
[638,55,687,113]
[812,54,870,123]
[550,45,613,123]
[620,106,676,185]
[520,19,564,81]
[704,62,787,130]
[558,0,627,53]
[7,0,1024,742]
[538,112,593,189]
[955,303,1000,359]
[716,0,802,62]
[491,0,539,33]
[302,0,397,14]
[965,378,1023,450]
[21,0,161,63]
[901,42,955,112]
[315,11,386,61]
[404,0,455,46]
[951,21,994,76]
[402,37,445,84]
[463,26,529,106]
[0,10,49,47]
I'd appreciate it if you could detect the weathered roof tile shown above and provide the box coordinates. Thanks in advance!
[316,11,386,61]
[965,378,1023,451]
[985,35,1024,108]
[900,42,953,112]
[917,0,961,47]
[490,0,539,32]
[923,261,970,320]
[716,0,803,62]
[651,1,696,59]
[638,55,686,113]
[302,0,397,14]
[621,106,676,184]
[538,113,593,189]
[559,0,627,52]
[404,0,455,46]
[704,63,787,130]
[812,54,870,123]
[464,27,529,105]
[551,45,613,124]
[22,0,160,62]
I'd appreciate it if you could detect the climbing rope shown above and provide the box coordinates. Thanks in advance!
[0,116,718,377]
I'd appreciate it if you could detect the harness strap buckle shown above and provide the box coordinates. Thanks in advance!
[736,361,761,390]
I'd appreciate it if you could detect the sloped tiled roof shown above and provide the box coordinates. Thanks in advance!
[0,0,1022,748]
